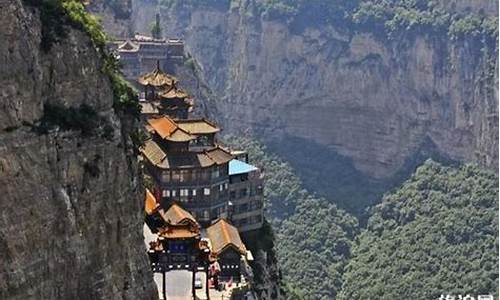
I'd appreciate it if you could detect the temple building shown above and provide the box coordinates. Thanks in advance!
[137,61,266,298]
[109,33,184,81]
[228,158,264,231]
[141,116,233,225]
[147,202,203,270]
[145,193,250,281]
[207,219,249,281]
[138,62,178,100]
[137,64,193,119]
[138,64,264,233]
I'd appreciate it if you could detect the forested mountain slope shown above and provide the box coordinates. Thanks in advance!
[226,136,498,300]
[340,161,499,299]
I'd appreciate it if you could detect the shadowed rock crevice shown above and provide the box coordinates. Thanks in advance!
[265,134,459,218]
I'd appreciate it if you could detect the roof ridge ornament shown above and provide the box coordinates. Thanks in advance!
[156,60,161,72]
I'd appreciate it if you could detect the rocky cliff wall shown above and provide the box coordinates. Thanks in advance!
[0,1,156,299]
[87,0,132,37]
[127,0,498,183]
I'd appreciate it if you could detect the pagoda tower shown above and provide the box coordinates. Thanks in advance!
[138,65,264,231]
[157,82,193,119]
[138,61,177,101]
[138,62,193,119]
[138,65,232,225]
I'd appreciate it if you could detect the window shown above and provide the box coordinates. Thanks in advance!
[230,191,236,199]
[172,171,180,182]
[211,167,219,179]
[240,188,248,198]
[204,188,210,196]
[192,189,197,196]
[192,170,199,181]
[161,171,170,182]
[224,183,228,190]
[219,184,224,192]
[163,190,170,197]
[179,170,189,183]
[201,169,209,181]
[172,190,177,197]
[257,186,263,195]
[180,189,188,197]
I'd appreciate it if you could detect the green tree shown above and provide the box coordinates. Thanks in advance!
[150,13,162,39]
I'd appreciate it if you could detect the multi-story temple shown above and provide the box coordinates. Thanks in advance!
[138,64,264,232]
[108,19,184,82]
[134,52,263,300]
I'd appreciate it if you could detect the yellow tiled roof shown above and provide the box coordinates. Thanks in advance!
[141,140,167,167]
[176,119,220,135]
[159,86,190,99]
[147,117,196,142]
[207,219,246,255]
[138,64,177,87]
[158,225,200,239]
[205,147,233,165]
[141,142,233,169]
[160,203,198,226]
[145,189,159,215]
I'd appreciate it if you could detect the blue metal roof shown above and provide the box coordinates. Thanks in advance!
[229,159,258,176]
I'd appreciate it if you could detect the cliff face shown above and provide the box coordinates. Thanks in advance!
[0,1,156,299]
[87,0,132,37]
[128,0,498,183]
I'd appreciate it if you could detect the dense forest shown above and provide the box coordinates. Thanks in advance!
[339,161,499,299]
[225,136,499,299]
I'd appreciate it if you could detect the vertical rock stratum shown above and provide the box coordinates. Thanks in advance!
[0,1,156,299]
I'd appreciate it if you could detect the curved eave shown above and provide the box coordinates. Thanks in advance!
[215,243,247,256]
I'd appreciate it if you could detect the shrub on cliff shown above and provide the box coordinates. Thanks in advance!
[35,103,114,139]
